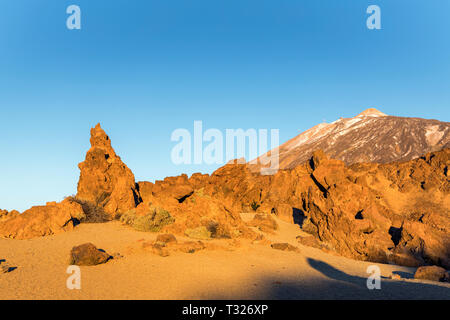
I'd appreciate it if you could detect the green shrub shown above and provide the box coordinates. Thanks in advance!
[120,207,174,232]
[185,226,212,240]
[66,196,111,223]
[119,209,137,225]
[250,201,260,212]
[205,220,232,239]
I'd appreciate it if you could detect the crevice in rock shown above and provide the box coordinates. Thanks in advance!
[355,210,364,220]
[292,208,307,228]
[310,174,328,198]
[177,191,194,204]
[389,226,403,246]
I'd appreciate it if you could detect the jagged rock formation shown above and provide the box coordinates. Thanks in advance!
[76,123,140,217]
[1,122,448,270]
[137,174,256,239]
[0,198,85,239]
[152,148,449,268]
[252,108,450,170]
[0,209,20,223]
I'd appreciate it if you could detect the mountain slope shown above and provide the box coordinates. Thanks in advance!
[254,108,450,169]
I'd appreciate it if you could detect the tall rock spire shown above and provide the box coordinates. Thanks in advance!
[76,123,140,217]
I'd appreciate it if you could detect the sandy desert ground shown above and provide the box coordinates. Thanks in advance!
[1,213,449,300]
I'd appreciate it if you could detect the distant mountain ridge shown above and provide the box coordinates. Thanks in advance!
[253,108,450,169]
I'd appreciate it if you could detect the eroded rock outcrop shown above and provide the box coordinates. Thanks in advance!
[1,123,447,270]
[0,209,20,223]
[136,172,257,240]
[76,123,140,217]
[157,148,449,269]
[0,198,85,239]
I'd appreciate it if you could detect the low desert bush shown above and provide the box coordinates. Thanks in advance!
[250,201,260,212]
[120,206,174,232]
[185,226,212,240]
[205,220,232,239]
[66,196,111,223]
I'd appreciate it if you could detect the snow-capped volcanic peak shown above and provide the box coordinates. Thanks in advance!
[356,108,388,117]
[253,108,449,169]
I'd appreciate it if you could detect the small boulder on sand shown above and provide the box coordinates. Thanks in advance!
[414,266,450,283]
[156,234,177,244]
[0,259,16,273]
[389,273,402,280]
[271,243,300,253]
[177,241,206,254]
[69,243,111,266]
[150,243,170,257]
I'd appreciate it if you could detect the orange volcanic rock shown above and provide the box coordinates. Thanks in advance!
[414,266,449,282]
[137,173,256,240]
[69,243,111,266]
[248,213,279,233]
[0,209,20,223]
[76,124,141,217]
[2,122,447,270]
[165,147,449,268]
[0,198,86,240]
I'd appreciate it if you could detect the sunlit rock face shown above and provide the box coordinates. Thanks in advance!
[76,123,140,217]
[252,109,450,171]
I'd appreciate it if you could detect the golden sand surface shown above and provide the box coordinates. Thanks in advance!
[1,214,449,300]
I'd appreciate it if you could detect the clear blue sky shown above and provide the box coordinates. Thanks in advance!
[0,0,449,211]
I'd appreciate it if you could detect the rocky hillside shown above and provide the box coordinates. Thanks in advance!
[176,148,450,269]
[0,123,448,271]
[253,108,450,169]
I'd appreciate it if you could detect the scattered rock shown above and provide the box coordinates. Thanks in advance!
[150,243,170,257]
[112,252,124,259]
[177,241,206,254]
[0,260,16,273]
[271,243,300,253]
[389,273,402,280]
[414,266,450,283]
[142,238,206,256]
[156,234,177,244]
[69,243,111,266]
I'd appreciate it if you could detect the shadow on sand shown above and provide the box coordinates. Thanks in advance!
[264,258,450,299]
[199,258,450,300]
